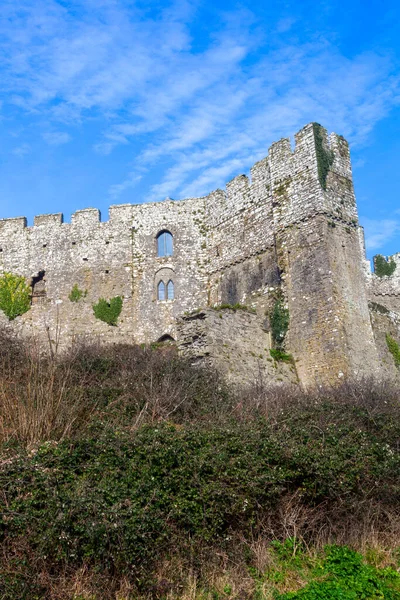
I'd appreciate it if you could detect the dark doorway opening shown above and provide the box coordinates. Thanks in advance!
[31,271,46,305]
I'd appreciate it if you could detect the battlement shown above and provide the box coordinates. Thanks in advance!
[0,123,355,240]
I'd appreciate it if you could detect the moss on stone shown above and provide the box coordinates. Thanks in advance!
[386,334,400,367]
[313,123,334,190]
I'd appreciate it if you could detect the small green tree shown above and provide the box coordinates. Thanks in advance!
[373,254,397,278]
[0,272,31,320]
[69,284,86,302]
[93,296,123,326]
[270,298,290,347]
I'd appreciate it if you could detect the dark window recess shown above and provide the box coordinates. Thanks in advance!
[72,241,76,246]
[31,271,46,305]
[105,270,109,274]
[0,249,3,252]
[157,334,175,343]
[83,258,88,261]
[105,241,110,245]
[42,244,47,248]
[156,231,173,257]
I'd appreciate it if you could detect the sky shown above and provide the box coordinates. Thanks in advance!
[0,0,399,260]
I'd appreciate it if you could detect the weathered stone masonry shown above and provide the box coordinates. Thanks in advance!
[0,122,399,387]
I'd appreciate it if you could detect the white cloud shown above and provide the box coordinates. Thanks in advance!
[42,131,71,145]
[12,143,31,157]
[0,1,399,204]
[109,174,143,202]
[362,217,400,252]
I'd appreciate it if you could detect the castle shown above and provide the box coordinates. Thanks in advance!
[0,123,399,387]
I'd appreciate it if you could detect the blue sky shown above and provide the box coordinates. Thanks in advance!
[0,0,399,259]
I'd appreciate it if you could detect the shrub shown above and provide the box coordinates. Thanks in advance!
[386,334,400,367]
[270,348,293,363]
[1,410,400,593]
[374,254,397,278]
[276,545,400,599]
[0,272,31,320]
[93,296,123,325]
[0,333,400,598]
[0,332,229,446]
[68,284,86,302]
[270,298,289,347]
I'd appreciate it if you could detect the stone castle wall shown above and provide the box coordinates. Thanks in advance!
[0,123,399,387]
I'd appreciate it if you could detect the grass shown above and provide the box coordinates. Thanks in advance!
[0,328,400,598]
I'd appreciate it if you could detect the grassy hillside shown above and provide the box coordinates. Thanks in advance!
[0,330,399,599]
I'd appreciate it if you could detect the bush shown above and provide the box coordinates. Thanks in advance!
[270,348,293,362]
[93,296,123,325]
[270,298,289,347]
[1,397,400,583]
[0,331,230,446]
[1,331,400,598]
[0,272,31,320]
[277,545,400,599]
[69,284,86,302]
[374,254,397,278]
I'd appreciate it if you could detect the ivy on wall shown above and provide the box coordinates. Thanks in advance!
[93,296,123,326]
[313,123,334,190]
[386,334,400,367]
[373,254,397,278]
[0,272,31,320]
[270,296,289,347]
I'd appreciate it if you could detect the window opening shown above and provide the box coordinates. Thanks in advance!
[167,280,174,300]
[31,270,46,305]
[157,280,165,301]
[157,231,173,257]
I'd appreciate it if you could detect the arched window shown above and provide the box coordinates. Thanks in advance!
[157,280,165,301]
[157,231,173,257]
[167,280,174,300]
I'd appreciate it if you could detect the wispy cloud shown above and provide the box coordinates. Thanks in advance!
[42,131,71,145]
[0,0,399,206]
[12,143,31,157]
[362,217,400,252]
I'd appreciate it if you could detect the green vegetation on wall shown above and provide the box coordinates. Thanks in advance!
[386,333,400,367]
[270,348,293,363]
[374,254,397,278]
[68,283,86,302]
[0,272,31,320]
[269,294,293,363]
[93,296,123,326]
[270,296,290,347]
[313,123,334,190]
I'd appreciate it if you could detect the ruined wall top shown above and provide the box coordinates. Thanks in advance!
[0,122,357,241]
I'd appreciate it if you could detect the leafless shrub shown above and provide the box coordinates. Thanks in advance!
[0,329,232,446]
